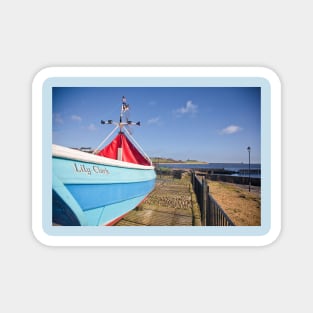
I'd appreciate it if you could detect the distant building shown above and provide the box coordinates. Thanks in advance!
[77,147,94,153]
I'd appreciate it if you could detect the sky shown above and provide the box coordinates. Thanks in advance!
[52,87,261,163]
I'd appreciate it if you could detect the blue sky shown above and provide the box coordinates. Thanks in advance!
[52,87,260,163]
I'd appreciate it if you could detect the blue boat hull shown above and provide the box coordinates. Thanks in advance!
[52,145,156,226]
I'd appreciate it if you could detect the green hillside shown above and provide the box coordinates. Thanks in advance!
[150,157,207,164]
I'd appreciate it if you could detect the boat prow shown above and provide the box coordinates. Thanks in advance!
[52,96,156,226]
[53,145,156,226]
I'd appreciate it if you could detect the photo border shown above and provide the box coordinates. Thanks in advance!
[32,67,281,246]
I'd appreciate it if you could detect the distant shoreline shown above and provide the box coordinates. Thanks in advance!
[157,162,208,165]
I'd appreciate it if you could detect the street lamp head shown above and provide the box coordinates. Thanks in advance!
[247,146,251,152]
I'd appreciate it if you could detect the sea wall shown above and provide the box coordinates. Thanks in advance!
[155,168,261,186]
[206,174,261,186]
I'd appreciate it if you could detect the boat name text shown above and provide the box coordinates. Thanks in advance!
[73,163,110,175]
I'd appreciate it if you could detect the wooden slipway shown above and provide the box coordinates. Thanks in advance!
[115,176,201,226]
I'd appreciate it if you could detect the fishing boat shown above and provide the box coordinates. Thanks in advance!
[52,96,156,226]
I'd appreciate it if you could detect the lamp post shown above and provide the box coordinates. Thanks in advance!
[247,146,251,192]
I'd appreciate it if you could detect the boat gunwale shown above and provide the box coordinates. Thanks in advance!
[52,144,155,170]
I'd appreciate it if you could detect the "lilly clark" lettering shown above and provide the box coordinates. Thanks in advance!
[73,163,110,175]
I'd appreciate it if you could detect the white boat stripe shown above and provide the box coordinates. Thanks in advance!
[52,144,154,170]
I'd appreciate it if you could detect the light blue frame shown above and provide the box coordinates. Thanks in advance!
[42,77,270,236]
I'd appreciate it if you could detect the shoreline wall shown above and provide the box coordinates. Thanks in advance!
[155,168,261,186]
[206,174,261,186]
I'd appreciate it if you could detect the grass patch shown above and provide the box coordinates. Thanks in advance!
[207,180,261,226]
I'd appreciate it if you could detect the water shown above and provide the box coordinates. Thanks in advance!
[157,163,261,178]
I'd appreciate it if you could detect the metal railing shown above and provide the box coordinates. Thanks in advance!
[191,172,234,226]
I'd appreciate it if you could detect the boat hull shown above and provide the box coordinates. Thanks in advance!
[52,145,156,226]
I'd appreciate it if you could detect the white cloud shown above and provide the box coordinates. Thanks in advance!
[147,117,160,125]
[174,100,198,116]
[220,125,242,135]
[53,113,63,124]
[87,123,96,131]
[71,115,82,122]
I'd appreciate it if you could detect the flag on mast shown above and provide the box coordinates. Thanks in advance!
[122,96,129,112]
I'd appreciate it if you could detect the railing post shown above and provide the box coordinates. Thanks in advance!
[202,176,207,226]
[207,183,210,225]
[191,171,195,189]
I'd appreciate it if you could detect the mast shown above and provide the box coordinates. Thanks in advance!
[93,96,141,157]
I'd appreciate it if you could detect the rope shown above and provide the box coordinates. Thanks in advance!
[123,127,152,165]
[93,125,119,154]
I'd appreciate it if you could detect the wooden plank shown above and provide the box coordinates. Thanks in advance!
[114,175,198,226]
